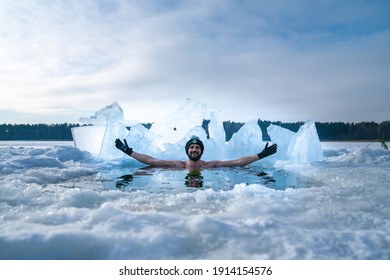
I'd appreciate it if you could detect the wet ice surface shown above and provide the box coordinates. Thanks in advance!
[0,141,389,260]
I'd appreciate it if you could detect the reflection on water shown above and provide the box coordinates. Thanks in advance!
[115,174,134,189]
[112,166,324,192]
[185,172,204,188]
[256,169,324,190]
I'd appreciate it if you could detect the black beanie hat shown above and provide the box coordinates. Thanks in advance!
[185,136,204,155]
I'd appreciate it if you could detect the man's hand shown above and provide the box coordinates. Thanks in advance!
[115,138,133,156]
[257,143,277,159]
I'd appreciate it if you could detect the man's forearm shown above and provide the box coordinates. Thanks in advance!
[213,154,259,167]
[235,155,260,166]
[130,151,156,165]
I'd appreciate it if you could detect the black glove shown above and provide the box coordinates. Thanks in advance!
[115,138,133,156]
[257,143,277,159]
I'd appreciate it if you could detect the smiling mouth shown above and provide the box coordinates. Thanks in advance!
[188,152,201,161]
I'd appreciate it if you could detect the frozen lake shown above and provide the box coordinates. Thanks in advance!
[0,140,389,259]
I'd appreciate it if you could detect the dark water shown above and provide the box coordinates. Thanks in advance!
[109,166,324,193]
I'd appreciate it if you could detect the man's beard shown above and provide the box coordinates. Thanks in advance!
[188,153,202,161]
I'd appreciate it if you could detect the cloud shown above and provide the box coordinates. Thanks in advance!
[0,0,389,124]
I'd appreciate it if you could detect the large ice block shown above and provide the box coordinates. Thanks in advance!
[226,119,263,159]
[149,98,207,150]
[267,124,295,160]
[287,121,324,163]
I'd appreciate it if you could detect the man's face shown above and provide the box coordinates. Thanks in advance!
[187,144,202,161]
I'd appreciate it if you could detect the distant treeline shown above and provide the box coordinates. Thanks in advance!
[0,121,389,141]
[0,123,79,141]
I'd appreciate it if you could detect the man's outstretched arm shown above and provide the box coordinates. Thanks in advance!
[205,143,278,168]
[115,139,184,167]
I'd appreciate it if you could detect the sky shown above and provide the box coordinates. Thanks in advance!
[1,0,389,124]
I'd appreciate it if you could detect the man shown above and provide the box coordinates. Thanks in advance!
[115,135,277,171]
